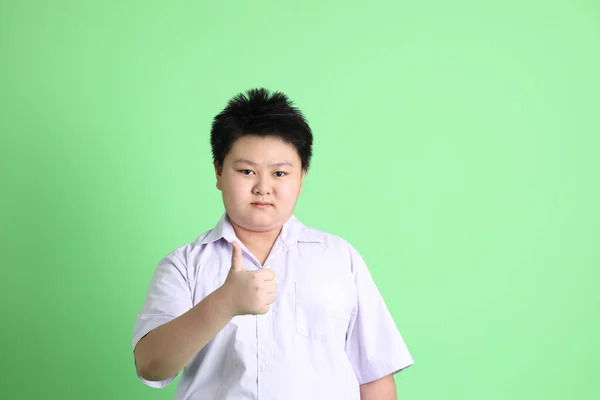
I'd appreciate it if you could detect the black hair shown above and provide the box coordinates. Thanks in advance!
[210,88,313,171]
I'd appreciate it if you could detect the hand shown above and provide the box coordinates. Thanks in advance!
[220,241,277,316]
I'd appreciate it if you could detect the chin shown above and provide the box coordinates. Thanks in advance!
[241,211,281,230]
[247,213,276,225]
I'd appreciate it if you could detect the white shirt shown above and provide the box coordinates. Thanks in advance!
[132,212,414,399]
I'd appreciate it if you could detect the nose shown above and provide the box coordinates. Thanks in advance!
[253,176,272,195]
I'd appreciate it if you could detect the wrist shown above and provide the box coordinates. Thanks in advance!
[213,285,237,319]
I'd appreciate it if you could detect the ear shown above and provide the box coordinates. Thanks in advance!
[214,162,222,191]
[299,169,306,194]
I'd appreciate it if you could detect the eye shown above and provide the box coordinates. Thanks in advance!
[239,169,254,175]
[274,171,287,177]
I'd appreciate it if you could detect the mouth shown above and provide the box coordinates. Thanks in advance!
[251,202,272,208]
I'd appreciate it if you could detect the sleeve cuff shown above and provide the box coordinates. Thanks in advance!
[357,358,415,385]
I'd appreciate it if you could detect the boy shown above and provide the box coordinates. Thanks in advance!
[132,88,414,399]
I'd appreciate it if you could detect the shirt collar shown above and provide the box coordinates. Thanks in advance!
[198,211,323,249]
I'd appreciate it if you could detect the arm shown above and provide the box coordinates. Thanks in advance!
[344,244,413,398]
[360,374,396,400]
[134,241,276,383]
[134,287,234,382]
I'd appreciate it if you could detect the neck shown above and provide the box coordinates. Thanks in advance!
[231,223,282,252]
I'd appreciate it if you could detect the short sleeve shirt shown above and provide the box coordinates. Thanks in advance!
[132,213,414,400]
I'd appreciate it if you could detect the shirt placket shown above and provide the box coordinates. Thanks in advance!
[256,238,284,399]
[257,309,274,400]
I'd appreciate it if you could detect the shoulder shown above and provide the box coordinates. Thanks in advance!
[157,227,218,266]
[297,223,351,248]
[296,223,365,272]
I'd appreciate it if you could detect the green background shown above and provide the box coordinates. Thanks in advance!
[1,1,598,399]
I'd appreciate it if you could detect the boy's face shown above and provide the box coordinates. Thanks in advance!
[215,135,306,233]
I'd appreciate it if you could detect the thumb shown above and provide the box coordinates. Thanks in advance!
[230,241,244,271]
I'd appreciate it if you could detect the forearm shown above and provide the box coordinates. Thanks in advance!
[134,287,234,381]
[360,374,396,400]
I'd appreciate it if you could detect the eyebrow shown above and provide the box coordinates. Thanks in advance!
[233,158,293,168]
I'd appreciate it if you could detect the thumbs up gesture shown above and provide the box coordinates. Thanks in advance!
[221,241,277,316]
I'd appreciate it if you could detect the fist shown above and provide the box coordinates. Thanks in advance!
[221,241,277,316]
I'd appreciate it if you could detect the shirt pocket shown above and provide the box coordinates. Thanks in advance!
[294,279,355,344]
[295,282,330,343]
